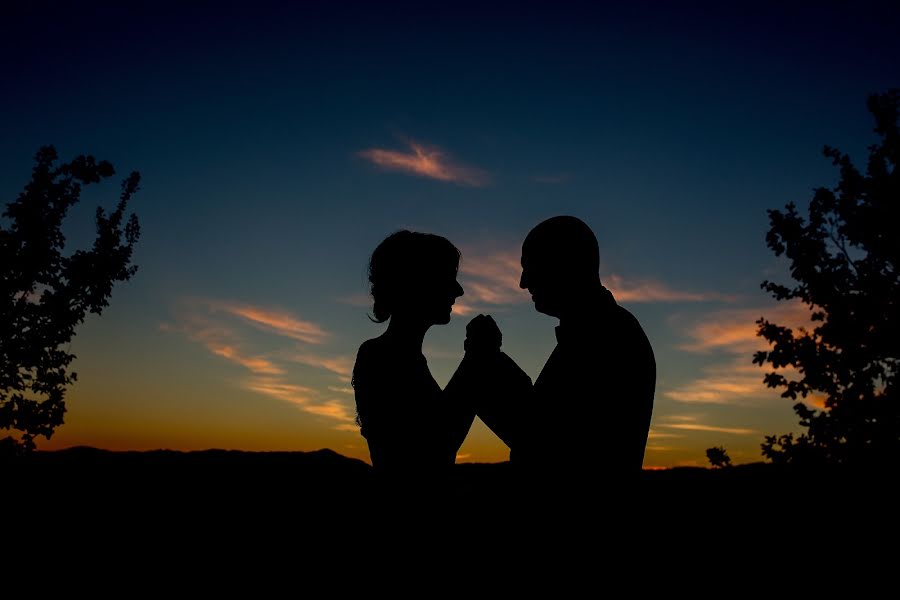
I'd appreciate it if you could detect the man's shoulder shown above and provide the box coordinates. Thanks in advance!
[611,304,645,331]
[607,305,654,360]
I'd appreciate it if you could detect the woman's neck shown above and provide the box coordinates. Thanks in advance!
[384,316,430,353]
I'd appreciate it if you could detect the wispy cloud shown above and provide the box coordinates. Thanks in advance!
[453,244,728,314]
[164,298,359,431]
[661,423,758,435]
[656,415,757,435]
[207,343,285,376]
[244,378,317,405]
[245,378,356,428]
[678,301,811,354]
[302,399,356,422]
[458,247,528,309]
[213,302,329,345]
[358,139,489,187]
[328,386,354,395]
[665,302,815,407]
[664,360,771,405]
[603,274,735,304]
[160,315,283,376]
[288,353,353,378]
[647,429,685,439]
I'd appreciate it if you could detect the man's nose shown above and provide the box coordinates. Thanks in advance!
[454,281,464,297]
[519,271,528,289]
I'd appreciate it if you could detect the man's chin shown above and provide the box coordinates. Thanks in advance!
[533,299,557,317]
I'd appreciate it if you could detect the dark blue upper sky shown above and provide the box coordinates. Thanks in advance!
[2,1,897,463]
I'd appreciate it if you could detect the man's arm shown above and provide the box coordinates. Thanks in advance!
[444,315,533,450]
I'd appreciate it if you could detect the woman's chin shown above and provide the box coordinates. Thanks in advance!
[434,311,453,325]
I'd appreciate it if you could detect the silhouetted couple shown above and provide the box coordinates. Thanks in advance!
[352,216,655,501]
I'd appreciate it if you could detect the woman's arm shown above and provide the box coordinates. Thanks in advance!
[444,315,533,450]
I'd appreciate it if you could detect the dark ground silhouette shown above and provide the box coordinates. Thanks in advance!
[5,447,890,530]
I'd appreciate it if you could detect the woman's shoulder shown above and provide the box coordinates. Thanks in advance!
[353,336,391,381]
[356,335,388,361]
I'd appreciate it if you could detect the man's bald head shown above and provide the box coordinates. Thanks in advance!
[520,216,601,318]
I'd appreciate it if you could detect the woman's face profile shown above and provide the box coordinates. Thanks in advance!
[397,261,463,326]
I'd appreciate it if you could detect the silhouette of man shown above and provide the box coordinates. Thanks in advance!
[461,216,656,495]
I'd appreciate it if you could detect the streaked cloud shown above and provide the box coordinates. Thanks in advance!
[667,301,816,406]
[245,378,356,428]
[207,343,285,376]
[647,429,685,439]
[289,353,353,378]
[328,386,354,395]
[664,358,803,406]
[358,139,489,187]
[160,314,283,376]
[656,414,757,435]
[451,299,480,316]
[457,247,528,312]
[663,415,701,422]
[664,360,766,405]
[164,298,359,431]
[678,301,811,354]
[244,378,316,405]
[661,423,758,435]
[214,302,329,344]
[454,245,732,315]
[603,274,735,304]
[302,399,356,422]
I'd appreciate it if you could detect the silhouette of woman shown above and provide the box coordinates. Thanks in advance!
[352,231,476,486]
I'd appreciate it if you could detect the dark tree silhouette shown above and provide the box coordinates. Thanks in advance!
[1,146,140,453]
[706,446,732,469]
[755,90,899,466]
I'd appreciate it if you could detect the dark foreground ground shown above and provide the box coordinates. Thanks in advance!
[5,447,895,581]
[4,446,896,552]
[5,447,893,508]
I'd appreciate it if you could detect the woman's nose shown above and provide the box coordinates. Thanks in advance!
[454,280,464,298]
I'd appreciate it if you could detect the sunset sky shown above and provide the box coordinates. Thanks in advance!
[2,1,898,466]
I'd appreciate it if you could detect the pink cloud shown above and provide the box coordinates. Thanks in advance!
[161,314,284,376]
[214,302,329,345]
[302,399,356,422]
[664,357,805,406]
[207,343,285,376]
[456,247,529,312]
[288,353,353,378]
[244,378,317,405]
[661,423,758,435]
[603,274,735,303]
[358,140,489,187]
[164,298,360,433]
[647,429,685,439]
[245,378,357,428]
[678,301,812,354]
[454,245,726,313]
